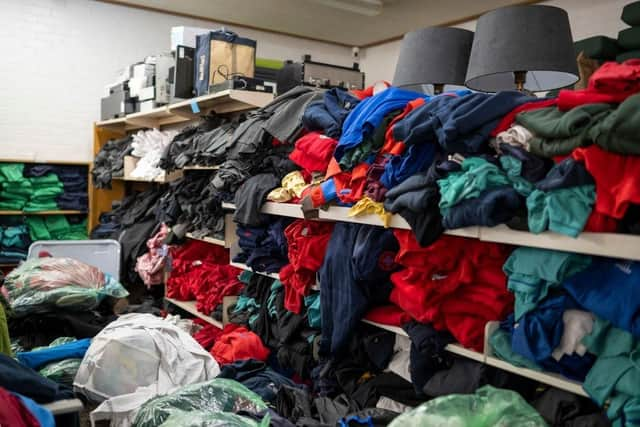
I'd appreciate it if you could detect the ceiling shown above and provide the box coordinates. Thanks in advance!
[101,0,540,47]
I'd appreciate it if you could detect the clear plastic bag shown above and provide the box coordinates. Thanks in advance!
[3,257,128,316]
[157,410,262,427]
[388,385,548,427]
[132,379,268,427]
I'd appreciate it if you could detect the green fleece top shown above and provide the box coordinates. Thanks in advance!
[503,247,591,319]
[515,103,612,157]
[590,94,640,155]
[438,157,510,212]
[527,185,596,238]
[0,163,24,183]
[583,318,640,427]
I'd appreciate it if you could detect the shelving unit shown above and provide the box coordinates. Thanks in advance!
[91,90,273,230]
[222,201,640,261]
[220,200,614,398]
[165,297,223,328]
[95,90,274,132]
[0,210,85,216]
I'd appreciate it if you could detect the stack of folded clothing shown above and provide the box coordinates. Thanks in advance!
[24,164,88,211]
[25,216,87,241]
[0,163,29,210]
[23,173,63,212]
[618,1,640,62]
[92,136,133,188]
[0,220,31,263]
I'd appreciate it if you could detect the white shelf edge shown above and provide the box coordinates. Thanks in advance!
[185,232,225,247]
[42,398,84,415]
[229,261,280,280]
[222,202,640,261]
[165,297,223,328]
[363,318,588,397]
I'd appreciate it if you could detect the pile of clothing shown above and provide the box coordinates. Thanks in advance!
[166,239,243,317]
[233,217,291,275]
[159,114,243,171]
[0,220,31,263]
[0,163,64,212]
[24,164,88,212]
[92,136,132,188]
[129,129,178,180]
[155,172,228,240]
[492,246,640,425]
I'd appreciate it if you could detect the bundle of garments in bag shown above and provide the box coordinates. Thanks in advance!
[3,256,128,316]
[159,114,245,171]
[129,128,178,180]
[0,163,64,211]
[17,336,90,387]
[165,239,243,317]
[92,136,132,188]
[75,313,220,426]
[491,245,640,426]
[23,164,89,212]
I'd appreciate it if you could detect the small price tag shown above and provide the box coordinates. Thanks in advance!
[190,101,200,114]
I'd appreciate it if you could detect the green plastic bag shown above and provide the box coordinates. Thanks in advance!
[39,358,82,386]
[132,379,268,427]
[157,410,261,427]
[388,385,548,427]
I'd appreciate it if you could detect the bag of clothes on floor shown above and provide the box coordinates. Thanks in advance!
[76,313,220,425]
[3,256,128,316]
[132,378,268,427]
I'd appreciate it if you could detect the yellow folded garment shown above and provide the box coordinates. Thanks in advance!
[267,187,292,203]
[348,196,392,227]
[282,171,309,198]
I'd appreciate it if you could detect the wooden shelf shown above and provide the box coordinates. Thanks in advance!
[0,210,85,216]
[222,202,640,261]
[186,232,225,247]
[165,297,223,328]
[42,398,84,415]
[112,172,182,184]
[95,90,274,132]
[0,158,91,166]
[183,165,220,171]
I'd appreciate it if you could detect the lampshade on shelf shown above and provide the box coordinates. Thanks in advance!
[465,5,579,93]
[392,27,474,94]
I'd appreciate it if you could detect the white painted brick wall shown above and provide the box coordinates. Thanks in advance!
[0,0,354,162]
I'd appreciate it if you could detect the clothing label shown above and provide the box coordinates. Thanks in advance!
[190,101,200,114]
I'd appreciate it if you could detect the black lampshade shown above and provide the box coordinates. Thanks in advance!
[465,5,579,92]
[393,27,474,93]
